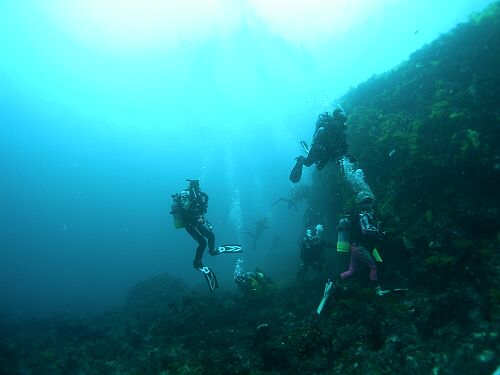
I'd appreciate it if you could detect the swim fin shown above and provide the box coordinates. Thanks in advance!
[212,244,243,255]
[317,279,334,315]
[375,286,409,296]
[198,266,219,292]
[290,159,304,183]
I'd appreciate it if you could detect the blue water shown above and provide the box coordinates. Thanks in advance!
[0,0,494,318]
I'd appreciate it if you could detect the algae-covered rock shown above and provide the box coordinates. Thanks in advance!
[126,273,189,315]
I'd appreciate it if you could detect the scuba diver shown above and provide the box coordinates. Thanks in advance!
[170,179,242,292]
[337,191,385,293]
[290,109,350,183]
[317,193,398,313]
[233,259,276,298]
[245,217,269,250]
[270,184,310,210]
[297,224,335,281]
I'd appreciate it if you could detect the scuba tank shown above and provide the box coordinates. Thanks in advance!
[337,216,351,252]
[170,194,185,229]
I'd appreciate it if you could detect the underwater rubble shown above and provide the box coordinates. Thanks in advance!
[2,2,500,374]
[1,276,499,374]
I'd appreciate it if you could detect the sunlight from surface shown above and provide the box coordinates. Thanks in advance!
[44,0,242,52]
[248,0,392,46]
[43,0,389,53]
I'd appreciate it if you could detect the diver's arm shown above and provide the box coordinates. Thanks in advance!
[200,192,209,214]
[360,214,378,237]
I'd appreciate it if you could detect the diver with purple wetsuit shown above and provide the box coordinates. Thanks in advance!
[341,193,380,283]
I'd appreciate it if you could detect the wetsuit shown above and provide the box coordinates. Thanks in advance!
[297,234,334,281]
[341,208,379,282]
[290,112,349,183]
[235,271,275,297]
[179,187,215,269]
[299,113,349,170]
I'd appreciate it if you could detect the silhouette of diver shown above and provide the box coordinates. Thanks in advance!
[271,185,310,210]
[245,218,269,250]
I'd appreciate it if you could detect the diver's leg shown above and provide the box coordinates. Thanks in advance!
[340,245,360,280]
[311,261,324,273]
[297,263,307,281]
[355,244,378,281]
[291,145,319,183]
[197,223,216,255]
[302,146,319,167]
[185,224,207,268]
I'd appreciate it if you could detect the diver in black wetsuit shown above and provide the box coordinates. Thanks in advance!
[297,224,335,281]
[245,217,269,250]
[171,180,242,292]
[290,109,350,183]
[175,180,216,269]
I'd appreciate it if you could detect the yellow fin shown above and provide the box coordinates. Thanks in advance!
[372,248,383,262]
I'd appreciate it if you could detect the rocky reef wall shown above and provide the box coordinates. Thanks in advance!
[310,2,500,318]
